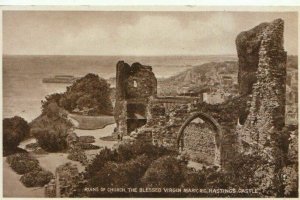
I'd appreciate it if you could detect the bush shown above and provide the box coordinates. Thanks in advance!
[67,146,88,165]
[180,152,267,197]
[84,147,118,179]
[117,140,177,162]
[141,155,186,188]
[20,169,54,187]
[85,141,176,179]
[76,139,286,198]
[78,136,95,143]
[31,101,73,152]
[3,116,30,154]
[33,128,68,152]
[7,153,40,174]
[87,155,152,197]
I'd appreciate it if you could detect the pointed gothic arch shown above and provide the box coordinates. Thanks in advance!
[177,112,223,167]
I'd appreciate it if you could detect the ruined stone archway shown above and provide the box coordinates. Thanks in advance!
[177,112,223,166]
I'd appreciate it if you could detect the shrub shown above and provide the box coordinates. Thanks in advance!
[85,141,176,179]
[180,152,267,197]
[31,102,73,152]
[67,146,88,165]
[78,136,95,143]
[84,147,119,178]
[20,169,54,187]
[87,155,152,197]
[117,140,177,162]
[3,116,30,154]
[141,155,186,188]
[7,153,40,174]
[34,128,68,152]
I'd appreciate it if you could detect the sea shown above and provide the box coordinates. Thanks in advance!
[3,55,237,122]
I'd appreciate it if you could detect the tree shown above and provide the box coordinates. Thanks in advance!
[40,73,113,116]
[41,93,63,113]
[76,95,97,109]
[43,102,60,118]
[3,116,30,154]
[31,101,73,152]
[63,73,113,115]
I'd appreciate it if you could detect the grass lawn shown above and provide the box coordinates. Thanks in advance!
[69,114,115,130]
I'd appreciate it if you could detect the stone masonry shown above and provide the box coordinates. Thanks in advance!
[236,19,287,151]
[236,19,288,195]
[114,61,157,139]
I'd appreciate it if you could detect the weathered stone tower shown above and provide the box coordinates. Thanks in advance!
[236,19,287,194]
[114,61,157,139]
[236,18,287,150]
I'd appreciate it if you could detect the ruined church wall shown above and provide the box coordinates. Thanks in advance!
[114,61,157,137]
[237,19,287,149]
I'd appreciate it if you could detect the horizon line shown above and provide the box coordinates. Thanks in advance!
[3,54,298,58]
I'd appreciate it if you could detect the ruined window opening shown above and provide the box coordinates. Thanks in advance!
[181,117,217,165]
[133,80,137,88]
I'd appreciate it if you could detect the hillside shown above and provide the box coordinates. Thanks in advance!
[158,56,297,96]
[158,61,238,96]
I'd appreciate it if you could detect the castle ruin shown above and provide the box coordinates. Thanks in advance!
[114,19,289,175]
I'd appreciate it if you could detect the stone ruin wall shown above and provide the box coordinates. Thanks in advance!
[114,60,247,169]
[114,61,157,139]
[183,122,216,165]
[146,101,191,148]
[234,18,289,195]
[114,18,289,172]
[236,19,287,152]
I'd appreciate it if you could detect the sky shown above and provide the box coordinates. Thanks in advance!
[3,11,298,55]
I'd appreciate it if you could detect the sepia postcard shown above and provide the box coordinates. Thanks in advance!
[1,6,299,198]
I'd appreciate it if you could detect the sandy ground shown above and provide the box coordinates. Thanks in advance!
[3,123,117,197]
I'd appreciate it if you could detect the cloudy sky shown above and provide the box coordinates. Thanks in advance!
[3,11,298,55]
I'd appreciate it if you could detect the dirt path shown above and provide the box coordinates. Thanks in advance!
[3,123,117,197]
[74,123,117,160]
